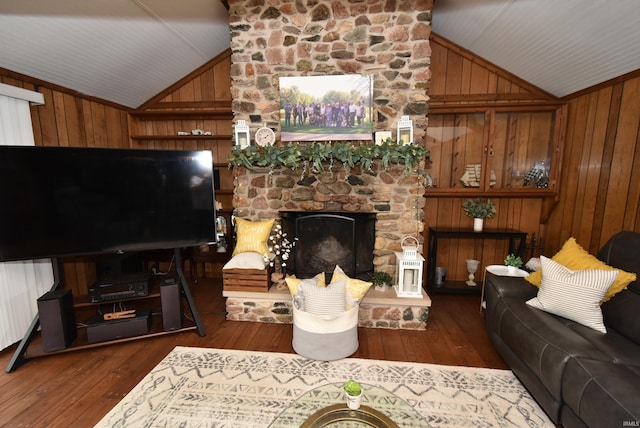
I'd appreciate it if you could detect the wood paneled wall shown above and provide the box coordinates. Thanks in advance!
[427,34,640,281]
[147,52,231,106]
[425,35,560,281]
[429,35,555,104]
[1,70,130,149]
[546,72,640,254]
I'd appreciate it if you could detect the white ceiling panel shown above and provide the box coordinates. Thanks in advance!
[432,0,640,97]
[0,0,230,108]
[1,1,639,107]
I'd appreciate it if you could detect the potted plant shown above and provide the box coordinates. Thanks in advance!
[504,253,523,274]
[371,271,393,292]
[462,198,496,232]
[344,380,362,410]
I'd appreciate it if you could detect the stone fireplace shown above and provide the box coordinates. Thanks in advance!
[228,0,433,274]
[226,164,430,330]
[227,0,432,275]
[233,163,425,278]
[223,1,432,328]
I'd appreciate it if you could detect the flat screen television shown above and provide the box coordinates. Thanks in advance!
[0,146,216,262]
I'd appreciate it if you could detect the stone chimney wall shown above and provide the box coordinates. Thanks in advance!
[233,162,425,274]
[227,0,432,276]
[228,0,431,135]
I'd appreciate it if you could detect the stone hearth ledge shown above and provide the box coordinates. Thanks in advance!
[223,287,431,330]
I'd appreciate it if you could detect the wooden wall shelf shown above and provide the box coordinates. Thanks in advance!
[129,110,232,120]
[130,134,232,141]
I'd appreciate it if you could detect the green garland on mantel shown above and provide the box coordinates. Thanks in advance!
[228,139,428,173]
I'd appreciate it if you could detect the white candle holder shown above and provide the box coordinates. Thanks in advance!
[234,120,250,149]
[397,115,413,145]
[394,237,424,298]
[465,259,480,286]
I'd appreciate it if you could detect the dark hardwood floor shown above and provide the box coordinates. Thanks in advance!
[0,277,506,427]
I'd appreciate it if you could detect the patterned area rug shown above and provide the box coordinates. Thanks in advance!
[95,346,553,428]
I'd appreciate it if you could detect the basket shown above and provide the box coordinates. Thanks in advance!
[401,236,419,260]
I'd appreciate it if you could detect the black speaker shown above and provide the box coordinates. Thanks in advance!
[86,309,151,343]
[160,278,182,331]
[37,290,77,352]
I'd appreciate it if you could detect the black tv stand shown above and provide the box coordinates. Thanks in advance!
[5,248,205,373]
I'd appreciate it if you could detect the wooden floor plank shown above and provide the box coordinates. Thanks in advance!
[0,278,506,427]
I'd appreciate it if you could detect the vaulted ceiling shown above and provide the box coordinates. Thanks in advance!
[0,0,230,108]
[1,0,639,108]
[432,0,640,98]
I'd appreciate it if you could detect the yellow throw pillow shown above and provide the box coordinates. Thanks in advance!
[232,218,275,257]
[525,237,636,303]
[331,265,372,309]
[285,272,326,296]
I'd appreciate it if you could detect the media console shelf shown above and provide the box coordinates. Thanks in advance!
[5,248,205,373]
[427,227,527,295]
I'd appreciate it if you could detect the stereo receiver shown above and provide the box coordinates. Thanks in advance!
[88,273,149,303]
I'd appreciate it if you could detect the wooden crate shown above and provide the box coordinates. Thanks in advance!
[223,267,271,292]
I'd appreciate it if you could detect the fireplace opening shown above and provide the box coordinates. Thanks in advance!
[280,211,375,281]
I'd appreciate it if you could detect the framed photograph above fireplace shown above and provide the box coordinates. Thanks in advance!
[279,74,373,142]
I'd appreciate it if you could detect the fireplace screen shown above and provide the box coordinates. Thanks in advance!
[281,212,375,281]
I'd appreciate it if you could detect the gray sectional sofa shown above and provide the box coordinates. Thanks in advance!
[485,231,640,428]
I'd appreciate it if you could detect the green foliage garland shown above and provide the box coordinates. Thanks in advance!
[228,139,426,173]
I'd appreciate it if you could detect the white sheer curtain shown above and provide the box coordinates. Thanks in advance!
[0,85,53,351]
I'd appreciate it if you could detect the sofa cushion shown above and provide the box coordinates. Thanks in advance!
[602,289,640,345]
[487,277,610,397]
[223,252,268,270]
[597,231,640,294]
[562,358,640,427]
[526,237,636,302]
[486,232,640,428]
[526,256,617,333]
[485,275,640,402]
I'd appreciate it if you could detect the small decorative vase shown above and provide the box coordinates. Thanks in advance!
[473,218,484,232]
[507,265,517,274]
[465,259,480,286]
[345,392,362,410]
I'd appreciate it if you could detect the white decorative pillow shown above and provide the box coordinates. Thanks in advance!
[222,252,268,270]
[300,278,346,316]
[284,272,326,296]
[526,256,618,333]
[287,277,321,310]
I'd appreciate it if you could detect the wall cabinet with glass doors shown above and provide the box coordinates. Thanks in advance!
[424,104,567,197]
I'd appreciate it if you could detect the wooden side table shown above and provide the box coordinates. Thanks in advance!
[427,227,527,295]
[192,209,234,282]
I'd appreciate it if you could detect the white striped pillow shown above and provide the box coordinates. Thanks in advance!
[526,256,618,333]
[300,278,346,316]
